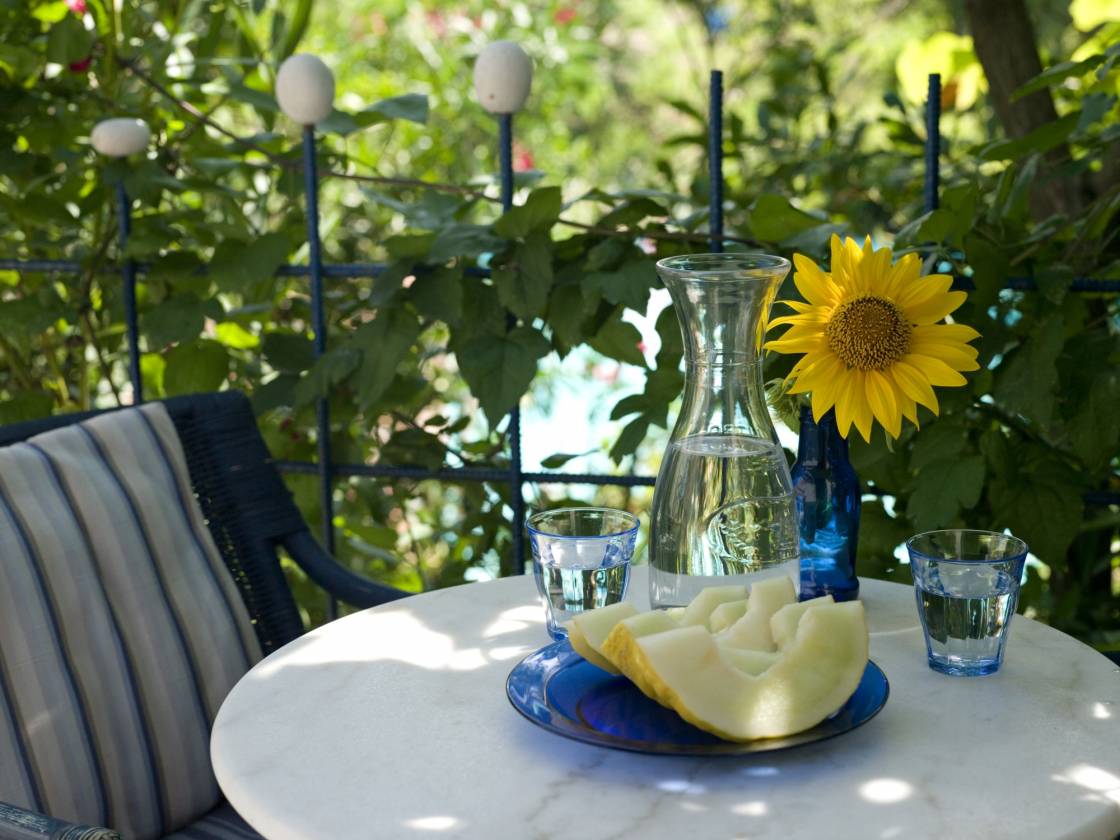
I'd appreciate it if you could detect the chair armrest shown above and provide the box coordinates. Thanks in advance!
[0,802,119,840]
[282,531,410,610]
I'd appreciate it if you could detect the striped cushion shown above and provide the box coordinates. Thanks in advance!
[160,801,261,840]
[0,404,263,840]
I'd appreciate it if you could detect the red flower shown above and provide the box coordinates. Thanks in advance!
[68,56,92,73]
[66,0,87,14]
[554,7,577,24]
[513,141,534,172]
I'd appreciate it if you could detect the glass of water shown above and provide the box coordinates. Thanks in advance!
[527,507,639,640]
[907,529,1029,676]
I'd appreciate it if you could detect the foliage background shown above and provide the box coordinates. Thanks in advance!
[1,0,1117,647]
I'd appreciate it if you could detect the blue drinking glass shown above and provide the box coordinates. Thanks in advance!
[792,407,861,602]
[527,508,639,640]
[906,529,1029,676]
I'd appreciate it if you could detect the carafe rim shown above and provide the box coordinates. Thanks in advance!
[656,252,790,282]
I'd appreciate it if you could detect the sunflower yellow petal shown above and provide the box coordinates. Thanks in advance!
[905,290,968,325]
[905,353,968,387]
[896,274,954,311]
[851,375,874,443]
[812,377,839,422]
[912,323,981,345]
[775,299,814,313]
[834,374,857,438]
[792,254,837,308]
[865,369,902,438]
[888,361,940,414]
[764,335,828,354]
[910,340,981,371]
[881,252,920,300]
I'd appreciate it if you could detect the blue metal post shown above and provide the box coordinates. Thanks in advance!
[499,113,526,577]
[115,182,143,403]
[708,69,724,253]
[302,125,338,619]
[925,73,941,213]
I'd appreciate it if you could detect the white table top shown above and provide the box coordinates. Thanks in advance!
[212,570,1120,840]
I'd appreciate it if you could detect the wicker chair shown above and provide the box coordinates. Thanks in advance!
[0,391,408,839]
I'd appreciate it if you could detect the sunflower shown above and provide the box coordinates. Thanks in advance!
[765,235,980,442]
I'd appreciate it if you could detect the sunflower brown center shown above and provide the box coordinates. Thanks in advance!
[825,295,911,370]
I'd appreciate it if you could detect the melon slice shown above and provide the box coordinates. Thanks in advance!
[717,576,798,651]
[708,599,749,633]
[717,645,780,676]
[630,600,869,741]
[770,596,834,650]
[566,602,638,673]
[600,611,682,703]
[676,585,749,627]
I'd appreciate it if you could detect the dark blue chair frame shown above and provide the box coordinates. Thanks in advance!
[0,390,408,839]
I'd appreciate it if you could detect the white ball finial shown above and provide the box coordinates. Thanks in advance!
[276,54,335,125]
[91,118,151,157]
[473,41,532,114]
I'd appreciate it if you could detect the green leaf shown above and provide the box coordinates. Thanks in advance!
[654,304,684,370]
[588,317,647,368]
[457,326,551,422]
[540,451,592,469]
[0,290,66,339]
[980,113,1079,161]
[989,455,1084,564]
[748,194,821,242]
[583,259,656,312]
[210,233,290,293]
[494,232,553,320]
[429,224,504,262]
[610,413,654,464]
[214,321,259,349]
[547,284,589,347]
[293,347,361,406]
[909,420,967,470]
[494,186,563,238]
[857,499,912,583]
[1075,93,1115,135]
[262,332,315,373]
[409,266,463,325]
[610,393,650,421]
[141,296,207,347]
[352,307,420,408]
[994,316,1064,429]
[385,233,434,260]
[163,340,230,395]
[906,456,985,531]
[357,94,430,126]
[0,391,54,424]
[46,15,93,64]
[1013,55,1105,99]
[1068,368,1120,472]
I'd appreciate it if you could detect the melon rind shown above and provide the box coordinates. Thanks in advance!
[631,601,869,741]
[600,611,682,704]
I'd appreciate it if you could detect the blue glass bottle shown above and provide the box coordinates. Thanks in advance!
[792,406,861,602]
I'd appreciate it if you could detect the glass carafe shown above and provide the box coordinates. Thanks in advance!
[649,254,799,608]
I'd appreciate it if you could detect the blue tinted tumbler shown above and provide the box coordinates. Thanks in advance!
[527,508,638,640]
[907,529,1029,676]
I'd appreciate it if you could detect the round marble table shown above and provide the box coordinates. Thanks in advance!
[212,571,1120,840]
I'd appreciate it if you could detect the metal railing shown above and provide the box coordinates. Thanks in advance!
[3,69,1118,613]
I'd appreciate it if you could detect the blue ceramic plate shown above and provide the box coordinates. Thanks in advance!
[506,640,889,756]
